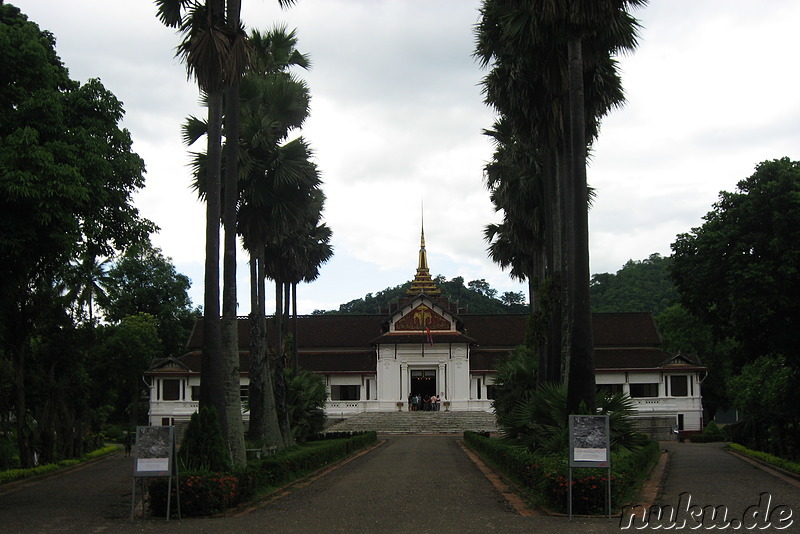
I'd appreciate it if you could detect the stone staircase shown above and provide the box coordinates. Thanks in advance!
[324,410,498,434]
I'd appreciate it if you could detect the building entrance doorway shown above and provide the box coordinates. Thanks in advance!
[410,369,436,398]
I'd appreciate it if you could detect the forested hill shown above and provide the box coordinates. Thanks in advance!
[312,276,528,315]
[314,253,678,317]
[590,253,678,316]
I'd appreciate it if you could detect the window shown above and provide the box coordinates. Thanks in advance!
[331,385,360,401]
[191,386,200,401]
[670,376,688,397]
[485,384,495,400]
[629,383,659,398]
[162,379,181,401]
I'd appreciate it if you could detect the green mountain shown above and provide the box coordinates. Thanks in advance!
[312,276,528,315]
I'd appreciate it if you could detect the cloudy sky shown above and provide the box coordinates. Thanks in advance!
[11,1,800,314]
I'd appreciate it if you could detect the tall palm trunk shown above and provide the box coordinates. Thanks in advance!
[247,248,283,448]
[541,148,563,385]
[273,281,292,447]
[220,0,247,468]
[200,89,225,424]
[292,281,299,374]
[566,37,596,413]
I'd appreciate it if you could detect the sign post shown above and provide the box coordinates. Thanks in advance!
[130,426,180,522]
[568,414,611,520]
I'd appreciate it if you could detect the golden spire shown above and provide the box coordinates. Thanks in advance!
[407,212,441,296]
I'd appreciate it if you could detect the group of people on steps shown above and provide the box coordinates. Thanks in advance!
[408,393,442,411]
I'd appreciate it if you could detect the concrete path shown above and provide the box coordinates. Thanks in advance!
[649,441,800,531]
[2,437,800,533]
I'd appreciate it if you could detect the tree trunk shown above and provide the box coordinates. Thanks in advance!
[273,281,292,447]
[566,37,596,413]
[200,88,226,430]
[292,282,299,374]
[247,249,283,449]
[541,147,563,385]
[221,101,245,465]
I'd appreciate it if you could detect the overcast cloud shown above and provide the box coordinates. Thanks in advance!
[10,0,800,314]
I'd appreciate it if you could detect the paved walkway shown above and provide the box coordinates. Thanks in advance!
[1,438,799,533]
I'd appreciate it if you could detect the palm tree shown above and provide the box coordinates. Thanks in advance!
[156,0,229,447]
[475,0,645,411]
[65,250,112,323]
[236,25,315,447]
[157,0,299,467]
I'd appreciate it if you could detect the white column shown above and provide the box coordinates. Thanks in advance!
[400,363,409,401]
[438,362,446,399]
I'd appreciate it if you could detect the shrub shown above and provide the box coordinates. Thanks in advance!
[148,431,378,516]
[464,431,659,515]
[104,425,126,442]
[0,445,118,484]
[729,443,800,475]
[688,421,727,443]
[150,473,240,517]
[0,437,19,470]
[178,406,230,472]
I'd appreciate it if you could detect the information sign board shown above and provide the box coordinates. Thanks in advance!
[133,426,174,477]
[569,415,610,467]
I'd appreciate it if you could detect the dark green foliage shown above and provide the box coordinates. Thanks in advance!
[688,421,726,443]
[318,276,527,315]
[463,431,659,515]
[178,407,231,472]
[490,346,538,424]
[590,254,678,315]
[149,432,378,517]
[671,158,800,456]
[149,472,240,517]
[101,244,198,359]
[496,382,648,454]
[1,4,153,467]
[285,368,326,443]
[671,158,800,367]
[727,443,800,475]
[0,436,18,470]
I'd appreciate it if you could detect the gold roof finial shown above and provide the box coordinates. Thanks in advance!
[407,206,441,296]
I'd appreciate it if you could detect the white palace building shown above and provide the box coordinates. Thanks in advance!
[146,230,707,437]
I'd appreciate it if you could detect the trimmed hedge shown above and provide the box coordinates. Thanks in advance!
[463,431,659,515]
[729,443,800,475]
[0,445,119,485]
[150,431,377,517]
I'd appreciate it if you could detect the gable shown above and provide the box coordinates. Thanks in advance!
[390,296,456,333]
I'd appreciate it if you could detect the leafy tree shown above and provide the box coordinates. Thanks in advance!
[1,5,153,466]
[671,158,800,453]
[500,291,526,307]
[727,354,798,457]
[590,254,678,315]
[101,245,197,358]
[468,279,498,299]
[94,314,162,427]
[671,158,800,368]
